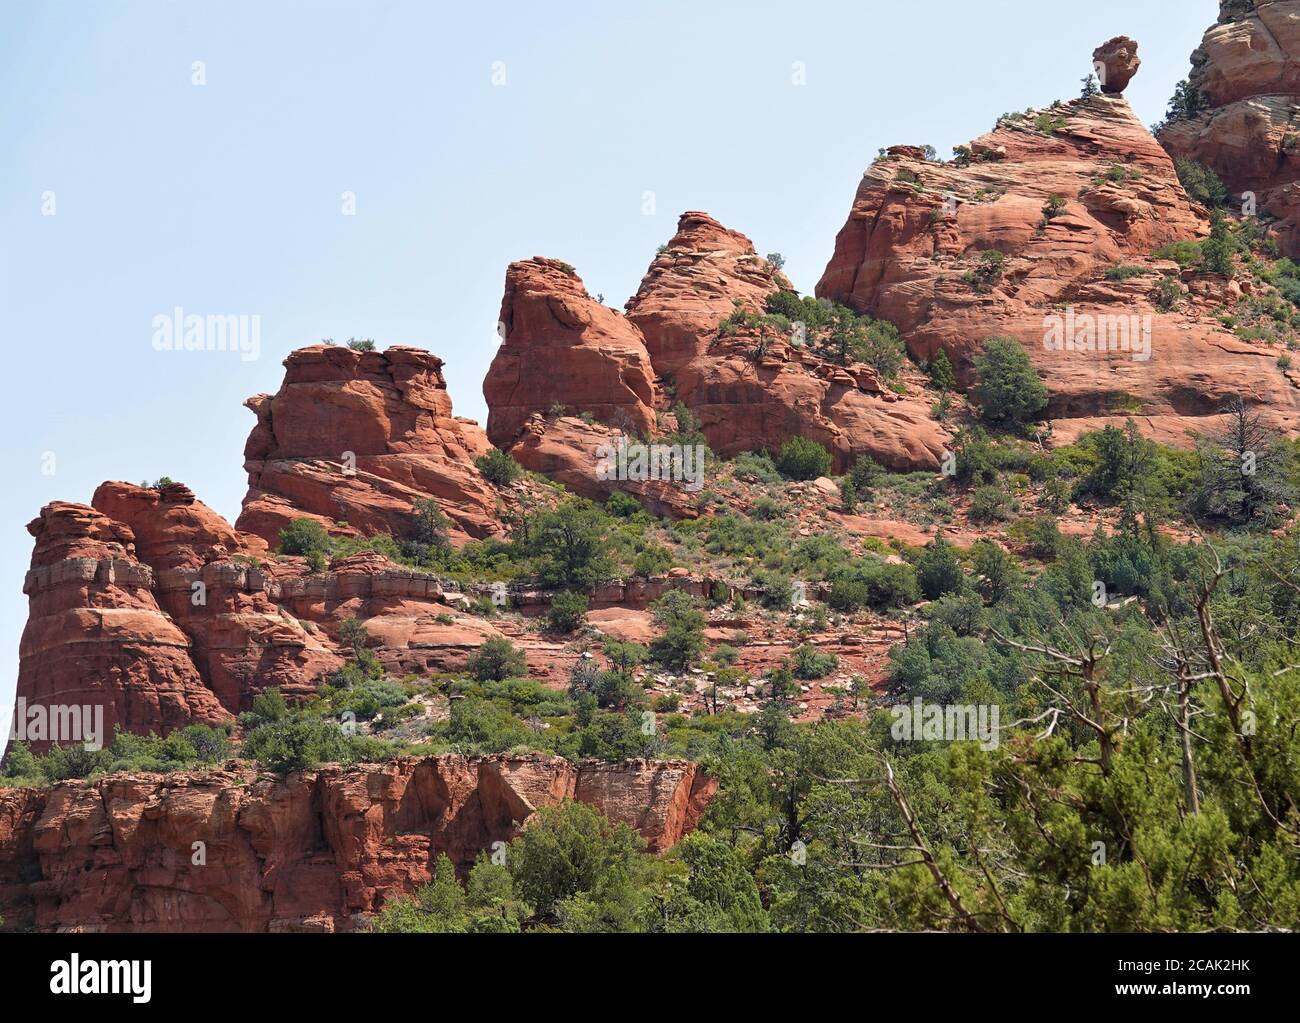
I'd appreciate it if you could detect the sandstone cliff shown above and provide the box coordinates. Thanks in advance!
[0,754,714,933]
[485,258,659,448]
[1159,1,1300,255]
[484,211,951,475]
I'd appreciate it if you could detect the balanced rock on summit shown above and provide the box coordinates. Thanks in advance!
[817,54,1300,445]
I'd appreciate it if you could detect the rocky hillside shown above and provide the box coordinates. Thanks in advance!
[819,36,1297,445]
[7,28,1300,934]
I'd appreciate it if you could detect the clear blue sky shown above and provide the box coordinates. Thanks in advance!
[0,0,1214,744]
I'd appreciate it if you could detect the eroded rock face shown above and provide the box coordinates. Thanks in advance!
[484,259,659,448]
[87,481,339,713]
[237,344,502,546]
[1159,2,1300,254]
[626,211,790,377]
[507,414,703,518]
[17,503,232,751]
[674,332,949,472]
[481,214,949,476]
[0,755,714,932]
[92,481,266,570]
[817,83,1300,443]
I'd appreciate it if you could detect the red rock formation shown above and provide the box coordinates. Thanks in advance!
[674,331,949,472]
[817,69,1300,444]
[626,210,791,377]
[92,480,266,569]
[0,755,714,932]
[1093,36,1140,95]
[87,481,340,713]
[1159,1,1300,255]
[237,344,502,547]
[484,258,658,447]
[480,214,949,475]
[506,414,703,518]
[17,503,231,751]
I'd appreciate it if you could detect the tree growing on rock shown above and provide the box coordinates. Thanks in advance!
[1190,397,1294,525]
[466,636,527,682]
[973,337,1049,428]
[649,589,707,671]
[528,498,616,589]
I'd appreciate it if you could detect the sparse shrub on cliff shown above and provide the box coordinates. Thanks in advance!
[567,654,643,712]
[961,249,1006,293]
[475,447,522,487]
[1174,158,1228,209]
[467,636,527,682]
[791,644,838,680]
[604,490,646,521]
[278,517,332,560]
[927,348,956,392]
[847,455,883,495]
[400,499,453,567]
[730,450,781,484]
[1201,215,1236,276]
[973,337,1048,428]
[1155,79,1207,132]
[345,337,376,351]
[1153,275,1184,311]
[775,436,832,481]
[250,687,288,722]
[1033,111,1067,134]
[760,291,905,377]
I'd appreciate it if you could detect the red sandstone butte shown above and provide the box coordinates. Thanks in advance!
[17,502,231,750]
[237,344,502,546]
[0,754,716,933]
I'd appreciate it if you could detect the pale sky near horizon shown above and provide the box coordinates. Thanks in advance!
[0,0,1216,745]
